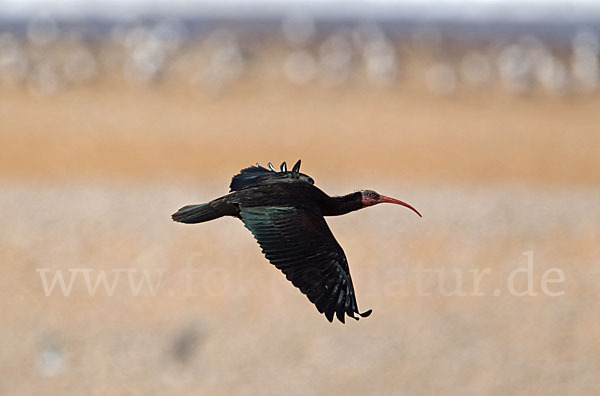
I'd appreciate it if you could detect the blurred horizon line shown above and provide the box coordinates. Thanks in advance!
[2,1,600,23]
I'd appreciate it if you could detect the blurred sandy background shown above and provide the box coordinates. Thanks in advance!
[1,4,600,395]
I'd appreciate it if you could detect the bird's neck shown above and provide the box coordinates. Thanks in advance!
[320,192,363,216]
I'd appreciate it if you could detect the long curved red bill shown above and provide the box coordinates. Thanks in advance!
[379,195,422,217]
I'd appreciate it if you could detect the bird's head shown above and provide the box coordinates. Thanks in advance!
[360,190,422,217]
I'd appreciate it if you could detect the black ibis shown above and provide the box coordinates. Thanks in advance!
[172,160,421,323]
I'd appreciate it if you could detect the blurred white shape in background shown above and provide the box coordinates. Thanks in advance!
[119,20,185,84]
[195,29,245,94]
[534,50,568,95]
[363,38,397,87]
[282,12,315,47]
[36,341,64,377]
[460,51,492,86]
[519,36,568,95]
[571,30,599,93]
[0,33,29,85]
[318,32,354,86]
[426,63,457,96]
[497,43,534,94]
[353,23,397,86]
[205,30,244,80]
[283,50,317,84]
[120,25,162,83]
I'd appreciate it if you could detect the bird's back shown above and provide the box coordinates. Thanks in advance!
[229,160,315,193]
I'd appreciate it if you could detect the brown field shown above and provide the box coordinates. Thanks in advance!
[2,83,600,185]
[1,75,600,395]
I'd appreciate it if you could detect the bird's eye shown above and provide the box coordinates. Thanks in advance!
[370,192,378,199]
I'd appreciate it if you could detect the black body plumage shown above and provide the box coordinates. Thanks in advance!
[172,160,372,323]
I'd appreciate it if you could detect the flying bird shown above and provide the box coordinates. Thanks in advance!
[172,160,421,323]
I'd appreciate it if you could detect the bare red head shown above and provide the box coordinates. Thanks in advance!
[360,190,422,217]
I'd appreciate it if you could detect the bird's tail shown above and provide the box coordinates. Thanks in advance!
[171,203,222,224]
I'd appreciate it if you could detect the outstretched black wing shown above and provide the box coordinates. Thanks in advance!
[239,204,371,323]
[229,160,314,192]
